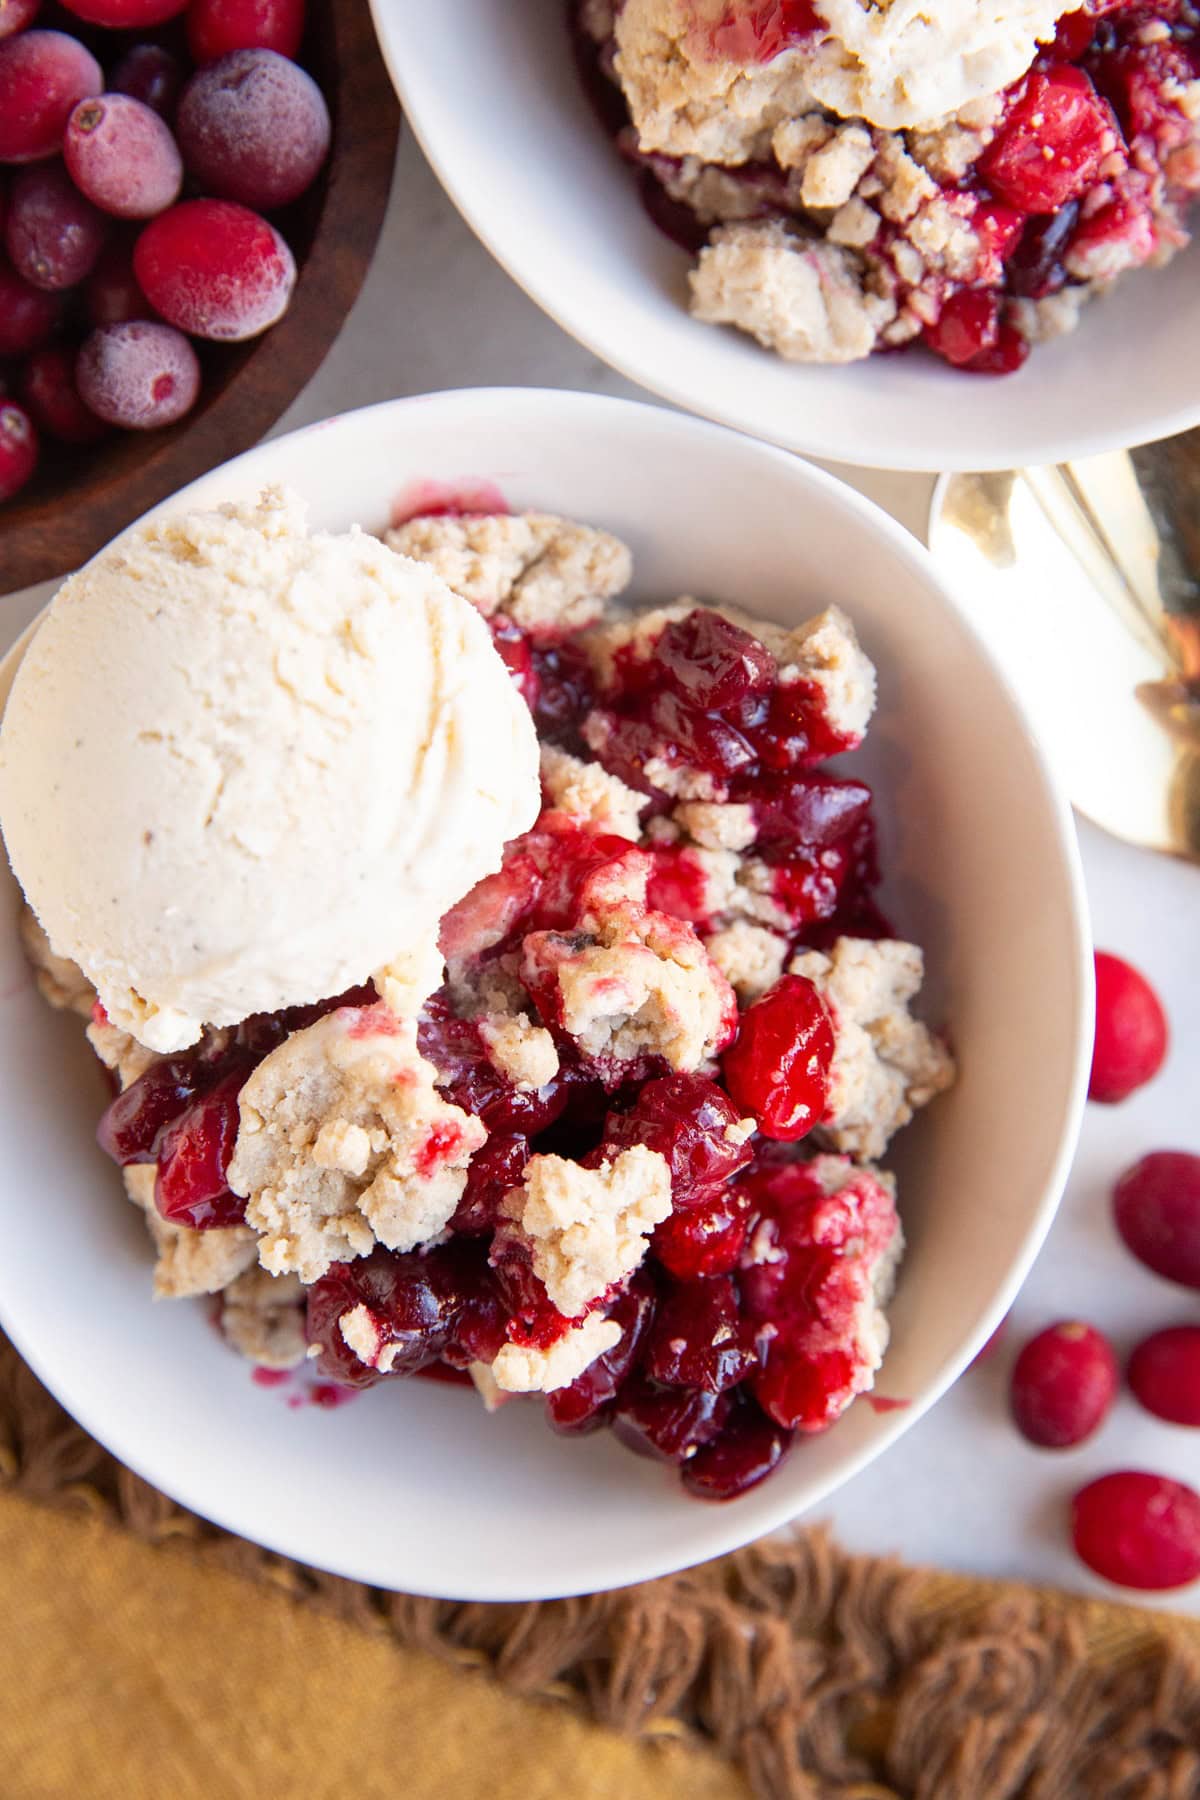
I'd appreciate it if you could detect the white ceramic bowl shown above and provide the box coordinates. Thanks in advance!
[0,390,1091,1600]
[370,0,1200,473]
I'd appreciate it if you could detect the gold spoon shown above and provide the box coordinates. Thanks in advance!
[927,430,1200,864]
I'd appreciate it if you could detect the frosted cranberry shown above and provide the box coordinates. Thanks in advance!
[20,344,107,443]
[0,0,40,40]
[134,197,295,340]
[0,398,37,500]
[722,974,834,1142]
[61,0,187,20]
[1128,1327,1200,1427]
[6,159,107,289]
[84,235,150,324]
[65,93,183,219]
[1090,950,1168,1102]
[1113,1152,1200,1290]
[655,610,776,710]
[613,1376,731,1463]
[653,1184,751,1280]
[601,1073,751,1206]
[681,1394,792,1500]
[644,1275,756,1393]
[0,260,60,353]
[187,0,305,64]
[1009,1320,1118,1448]
[925,288,1000,367]
[545,1275,655,1435]
[177,48,329,210]
[154,1067,247,1229]
[752,675,854,771]
[0,31,102,164]
[753,773,871,848]
[307,1245,478,1388]
[111,43,184,118]
[1007,202,1080,300]
[980,66,1118,213]
[1072,1471,1200,1591]
[450,1132,529,1235]
[76,320,200,428]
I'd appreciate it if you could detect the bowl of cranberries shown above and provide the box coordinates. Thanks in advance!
[0,388,1092,1599]
[372,0,1200,471]
[0,0,399,591]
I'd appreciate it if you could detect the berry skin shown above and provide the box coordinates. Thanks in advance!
[0,0,41,42]
[1071,1471,1200,1591]
[1090,950,1168,1103]
[0,31,102,165]
[5,158,108,289]
[84,235,151,324]
[1127,1327,1200,1427]
[1009,1320,1118,1448]
[76,319,201,429]
[186,0,305,64]
[20,344,108,443]
[0,399,38,500]
[0,258,61,354]
[65,93,183,219]
[176,48,330,210]
[133,197,295,340]
[1113,1152,1200,1291]
[110,43,184,119]
[722,973,835,1142]
[58,0,188,22]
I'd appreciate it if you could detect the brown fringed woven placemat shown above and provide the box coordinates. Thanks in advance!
[2,1331,1198,1800]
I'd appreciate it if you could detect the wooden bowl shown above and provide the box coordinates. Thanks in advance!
[2,0,401,593]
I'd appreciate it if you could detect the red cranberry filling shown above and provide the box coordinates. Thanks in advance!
[722,974,835,1142]
[154,1066,248,1230]
[306,1242,504,1389]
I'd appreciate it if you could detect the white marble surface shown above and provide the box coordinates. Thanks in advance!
[4,133,1198,1612]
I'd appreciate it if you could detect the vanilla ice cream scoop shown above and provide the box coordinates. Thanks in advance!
[0,487,541,1052]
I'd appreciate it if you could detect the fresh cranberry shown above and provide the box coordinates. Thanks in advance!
[979,66,1119,213]
[644,1275,757,1393]
[133,197,295,341]
[681,1393,793,1500]
[0,0,40,40]
[154,1066,248,1229]
[1094,38,1200,147]
[186,0,306,64]
[1090,950,1168,1102]
[306,1244,485,1388]
[0,398,38,500]
[1113,1152,1200,1290]
[65,94,183,220]
[5,160,107,290]
[722,974,834,1142]
[176,48,329,210]
[1128,1327,1200,1427]
[1009,1320,1118,1448]
[450,1132,529,1235]
[0,258,60,353]
[653,1183,751,1280]
[0,31,102,165]
[76,319,201,428]
[545,1275,655,1435]
[600,1073,751,1206]
[1071,1471,1200,1590]
[83,235,151,324]
[613,1376,732,1463]
[59,0,187,21]
[925,288,1000,366]
[20,344,107,443]
[111,43,184,118]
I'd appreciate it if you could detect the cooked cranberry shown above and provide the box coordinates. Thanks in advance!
[0,31,102,165]
[186,0,306,64]
[307,1245,482,1388]
[752,773,872,847]
[1128,1327,1200,1427]
[959,322,1030,376]
[0,398,38,500]
[979,66,1119,213]
[1007,202,1080,300]
[1010,1320,1118,1448]
[655,610,776,710]
[20,344,107,444]
[925,288,1000,367]
[600,1073,752,1206]
[757,835,856,930]
[531,640,595,748]
[545,1274,655,1435]
[613,1376,732,1463]
[418,995,571,1137]
[1090,950,1168,1102]
[1072,1471,1200,1590]
[154,1066,248,1229]
[644,1275,757,1393]
[705,0,821,62]
[1050,8,1096,61]
[722,974,834,1142]
[752,675,855,772]
[1113,1152,1200,1290]
[971,200,1025,283]
[681,1393,793,1499]
[97,1052,213,1164]
[450,1132,529,1235]
[649,690,758,782]
[653,1183,751,1280]
[646,843,715,924]
[490,617,538,708]
[1093,37,1200,146]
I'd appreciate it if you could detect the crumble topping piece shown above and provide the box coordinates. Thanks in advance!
[338,1301,405,1374]
[220,1266,307,1370]
[499,1145,672,1317]
[227,1002,487,1283]
[491,1313,624,1395]
[540,744,649,841]
[744,604,877,741]
[19,907,94,1019]
[123,1164,258,1300]
[790,938,955,1159]
[704,919,789,1002]
[386,511,632,640]
[690,223,898,365]
[477,1009,560,1091]
[674,801,757,853]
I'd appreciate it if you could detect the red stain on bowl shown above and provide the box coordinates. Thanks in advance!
[865,1394,911,1414]
[390,478,510,527]
[251,1367,291,1389]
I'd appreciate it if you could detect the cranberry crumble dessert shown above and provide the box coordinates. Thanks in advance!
[2,485,955,1503]
[573,0,1200,373]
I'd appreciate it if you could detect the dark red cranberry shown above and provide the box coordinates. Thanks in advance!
[1050,8,1096,60]
[1113,1152,1200,1290]
[1007,202,1080,300]
[653,1183,751,1280]
[0,30,102,165]
[722,974,834,1142]
[925,288,1000,367]
[1090,950,1168,1102]
[654,609,776,710]
[751,773,872,847]
[417,995,571,1137]
[1127,1327,1200,1427]
[980,66,1118,213]
[1009,1320,1118,1448]
[530,640,596,749]
[545,1274,655,1435]
[681,1393,793,1500]
[97,1051,217,1164]
[1072,1471,1200,1590]
[0,397,38,499]
[960,322,1030,376]
[613,1376,732,1463]
[20,342,107,443]
[111,43,185,118]
[154,1066,248,1229]
[644,1275,757,1393]
[306,1243,488,1388]
[600,1072,752,1206]
[450,1132,529,1235]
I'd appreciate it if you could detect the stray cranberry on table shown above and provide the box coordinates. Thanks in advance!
[1071,1471,1200,1591]
[1089,950,1169,1103]
[1009,1320,1117,1449]
[1128,1326,1200,1428]
[1112,1151,1200,1291]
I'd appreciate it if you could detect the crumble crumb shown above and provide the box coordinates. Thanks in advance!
[704,918,789,1002]
[499,1145,672,1317]
[123,1164,258,1300]
[790,938,955,1159]
[477,1009,560,1091]
[227,1002,486,1284]
[386,512,632,640]
[220,1266,307,1369]
[491,1313,624,1395]
[541,744,649,841]
[690,222,897,364]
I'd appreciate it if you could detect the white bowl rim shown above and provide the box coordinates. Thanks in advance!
[0,388,1094,1598]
